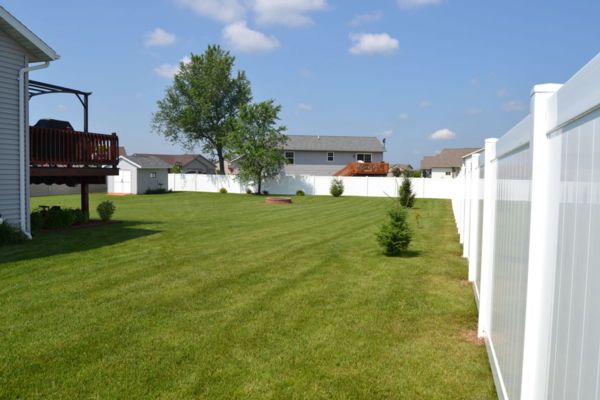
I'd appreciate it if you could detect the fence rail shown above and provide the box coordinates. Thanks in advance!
[168,174,458,199]
[457,52,600,399]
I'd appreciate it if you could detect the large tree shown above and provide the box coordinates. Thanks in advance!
[152,45,252,174]
[228,100,287,194]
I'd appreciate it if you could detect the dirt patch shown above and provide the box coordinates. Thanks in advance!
[459,279,471,287]
[462,329,484,346]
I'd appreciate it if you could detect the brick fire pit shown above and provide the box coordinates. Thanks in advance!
[265,197,292,205]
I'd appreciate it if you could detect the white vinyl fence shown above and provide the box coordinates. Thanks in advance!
[457,52,600,400]
[168,173,458,199]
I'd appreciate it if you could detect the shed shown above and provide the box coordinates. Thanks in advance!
[108,155,170,194]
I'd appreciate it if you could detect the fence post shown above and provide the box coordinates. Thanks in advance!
[520,83,562,400]
[478,138,498,337]
[468,153,480,282]
[462,158,472,258]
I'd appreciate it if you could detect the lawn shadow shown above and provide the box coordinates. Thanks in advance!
[399,250,422,258]
[0,220,161,266]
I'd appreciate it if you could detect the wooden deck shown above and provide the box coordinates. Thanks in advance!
[334,162,390,176]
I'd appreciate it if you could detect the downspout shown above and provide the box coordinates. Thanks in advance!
[18,61,50,238]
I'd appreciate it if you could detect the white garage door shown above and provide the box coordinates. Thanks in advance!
[114,170,132,193]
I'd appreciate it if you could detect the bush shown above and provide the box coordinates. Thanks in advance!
[0,221,27,246]
[30,206,88,231]
[262,190,269,196]
[296,190,305,196]
[376,206,412,256]
[219,188,228,194]
[246,188,253,194]
[391,166,402,177]
[97,201,116,222]
[330,178,344,197]
[399,177,416,208]
[145,188,169,194]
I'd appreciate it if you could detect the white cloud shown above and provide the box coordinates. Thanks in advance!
[419,100,432,108]
[154,56,191,79]
[349,10,383,27]
[298,103,312,111]
[399,113,409,120]
[144,28,177,47]
[430,128,456,141]
[299,68,311,78]
[497,88,509,98]
[502,100,527,112]
[380,129,393,139]
[397,0,443,9]
[252,0,328,27]
[223,21,280,53]
[176,0,245,23]
[466,107,482,116]
[349,33,399,55]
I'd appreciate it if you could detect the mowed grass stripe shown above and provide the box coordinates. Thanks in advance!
[0,192,495,399]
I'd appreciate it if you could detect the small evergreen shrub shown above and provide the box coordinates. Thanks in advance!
[376,206,412,256]
[296,190,305,196]
[246,188,253,194]
[399,177,416,208]
[97,201,116,222]
[330,178,344,197]
[0,221,27,245]
[391,166,402,177]
[219,188,228,194]
[262,190,269,195]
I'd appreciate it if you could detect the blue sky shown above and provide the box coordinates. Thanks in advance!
[5,0,600,166]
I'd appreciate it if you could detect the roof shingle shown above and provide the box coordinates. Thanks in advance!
[284,135,385,152]
[420,148,481,169]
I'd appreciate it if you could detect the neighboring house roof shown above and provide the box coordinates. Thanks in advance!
[133,153,213,169]
[120,155,170,169]
[284,135,385,152]
[0,6,59,62]
[119,146,127,156]
[420,148,481,169]
[391,163,413,170]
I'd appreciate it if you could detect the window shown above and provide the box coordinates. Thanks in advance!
[445,171,451,176]
[149,172,157,178]
[285,151,294,164]
[356,153,372,162]
[327,152,334,162]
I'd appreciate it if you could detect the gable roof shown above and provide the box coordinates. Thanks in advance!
[420,148,481,169]
[0,6,59,62]
[284,135,385,152]
[132,153,213,168]
[120,155,170,169]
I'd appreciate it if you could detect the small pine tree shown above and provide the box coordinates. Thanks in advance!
[330,178,344,197]
[376,206,412,256]
[399,176,416,208]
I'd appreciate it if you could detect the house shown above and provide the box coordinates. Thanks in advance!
[216,156,242,175]
[0,7,59,234]
[133,153,216,174]
[108,155,170,194]
[388,163,413,177]
[420,148,480,178]
[283,135,387,176]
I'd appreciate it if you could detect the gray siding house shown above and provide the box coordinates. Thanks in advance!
[283,135,385,176]
[108,156,171,194]
[0,7,58,234]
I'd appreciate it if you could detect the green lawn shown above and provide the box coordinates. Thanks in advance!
[0,193,495,399]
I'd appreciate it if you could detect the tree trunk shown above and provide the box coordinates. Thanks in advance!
[257,176,262,195]
[217,146,225,175]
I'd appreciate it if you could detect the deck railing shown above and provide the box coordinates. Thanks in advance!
[29,126,119,167]
[335,162,390,176]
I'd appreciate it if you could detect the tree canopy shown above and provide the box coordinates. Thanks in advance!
[152,45,252,174]
[228,100,287,194]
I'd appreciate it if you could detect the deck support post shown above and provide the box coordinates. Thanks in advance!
[81,178,89,216]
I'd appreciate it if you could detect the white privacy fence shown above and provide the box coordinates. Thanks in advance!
[457,53,600,400]
[168,173,458,199]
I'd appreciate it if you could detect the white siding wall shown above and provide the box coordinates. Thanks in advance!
[0,30,27,226]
